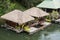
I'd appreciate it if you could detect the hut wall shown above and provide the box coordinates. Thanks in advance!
[5,20,18,27]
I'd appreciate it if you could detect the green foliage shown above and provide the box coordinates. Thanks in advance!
[0,0,43,16]
[0,0,26,16]
[0,0,44,16]
[6,3,16,12]
[19,0,43,8]
[51,10,59,20]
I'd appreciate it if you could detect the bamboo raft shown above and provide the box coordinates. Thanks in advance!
[55,19,60,23]
[1,22,51,34]
[53,19,60,24]
[1,24,23,33]
[24,22,51,35]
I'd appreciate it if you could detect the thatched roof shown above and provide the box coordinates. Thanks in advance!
[23,7,49,17]
[1,10,34,25]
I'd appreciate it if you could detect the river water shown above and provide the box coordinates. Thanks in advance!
[0,24,60,40]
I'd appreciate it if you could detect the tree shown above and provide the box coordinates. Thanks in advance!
[0,0,16,15]
[17,0,43,8]
[0,0,8,15]
[51,10,59,20]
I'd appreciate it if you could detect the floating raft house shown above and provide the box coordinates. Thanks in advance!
[23,7,51,34]
[1,10,34,33]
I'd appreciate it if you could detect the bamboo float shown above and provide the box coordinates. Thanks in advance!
[24,22,51,35]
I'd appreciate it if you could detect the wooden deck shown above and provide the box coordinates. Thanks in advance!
[24,22,51,35]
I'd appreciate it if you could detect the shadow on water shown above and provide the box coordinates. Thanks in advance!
[0,27,42,40]
[0,23,60,40]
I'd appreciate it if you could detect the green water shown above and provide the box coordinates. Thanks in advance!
[0,24,60,40]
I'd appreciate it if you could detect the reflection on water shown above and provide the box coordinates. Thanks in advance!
[38,24,60,40]
[0,24,60,40]
[39,30,60,40]
[46,31,60,40]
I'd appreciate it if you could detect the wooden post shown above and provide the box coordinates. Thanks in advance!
[45,8,47,12]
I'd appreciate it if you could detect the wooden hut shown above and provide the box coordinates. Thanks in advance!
[23,7,51,34]
[1,10,34,33]
[37,0,60,13]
